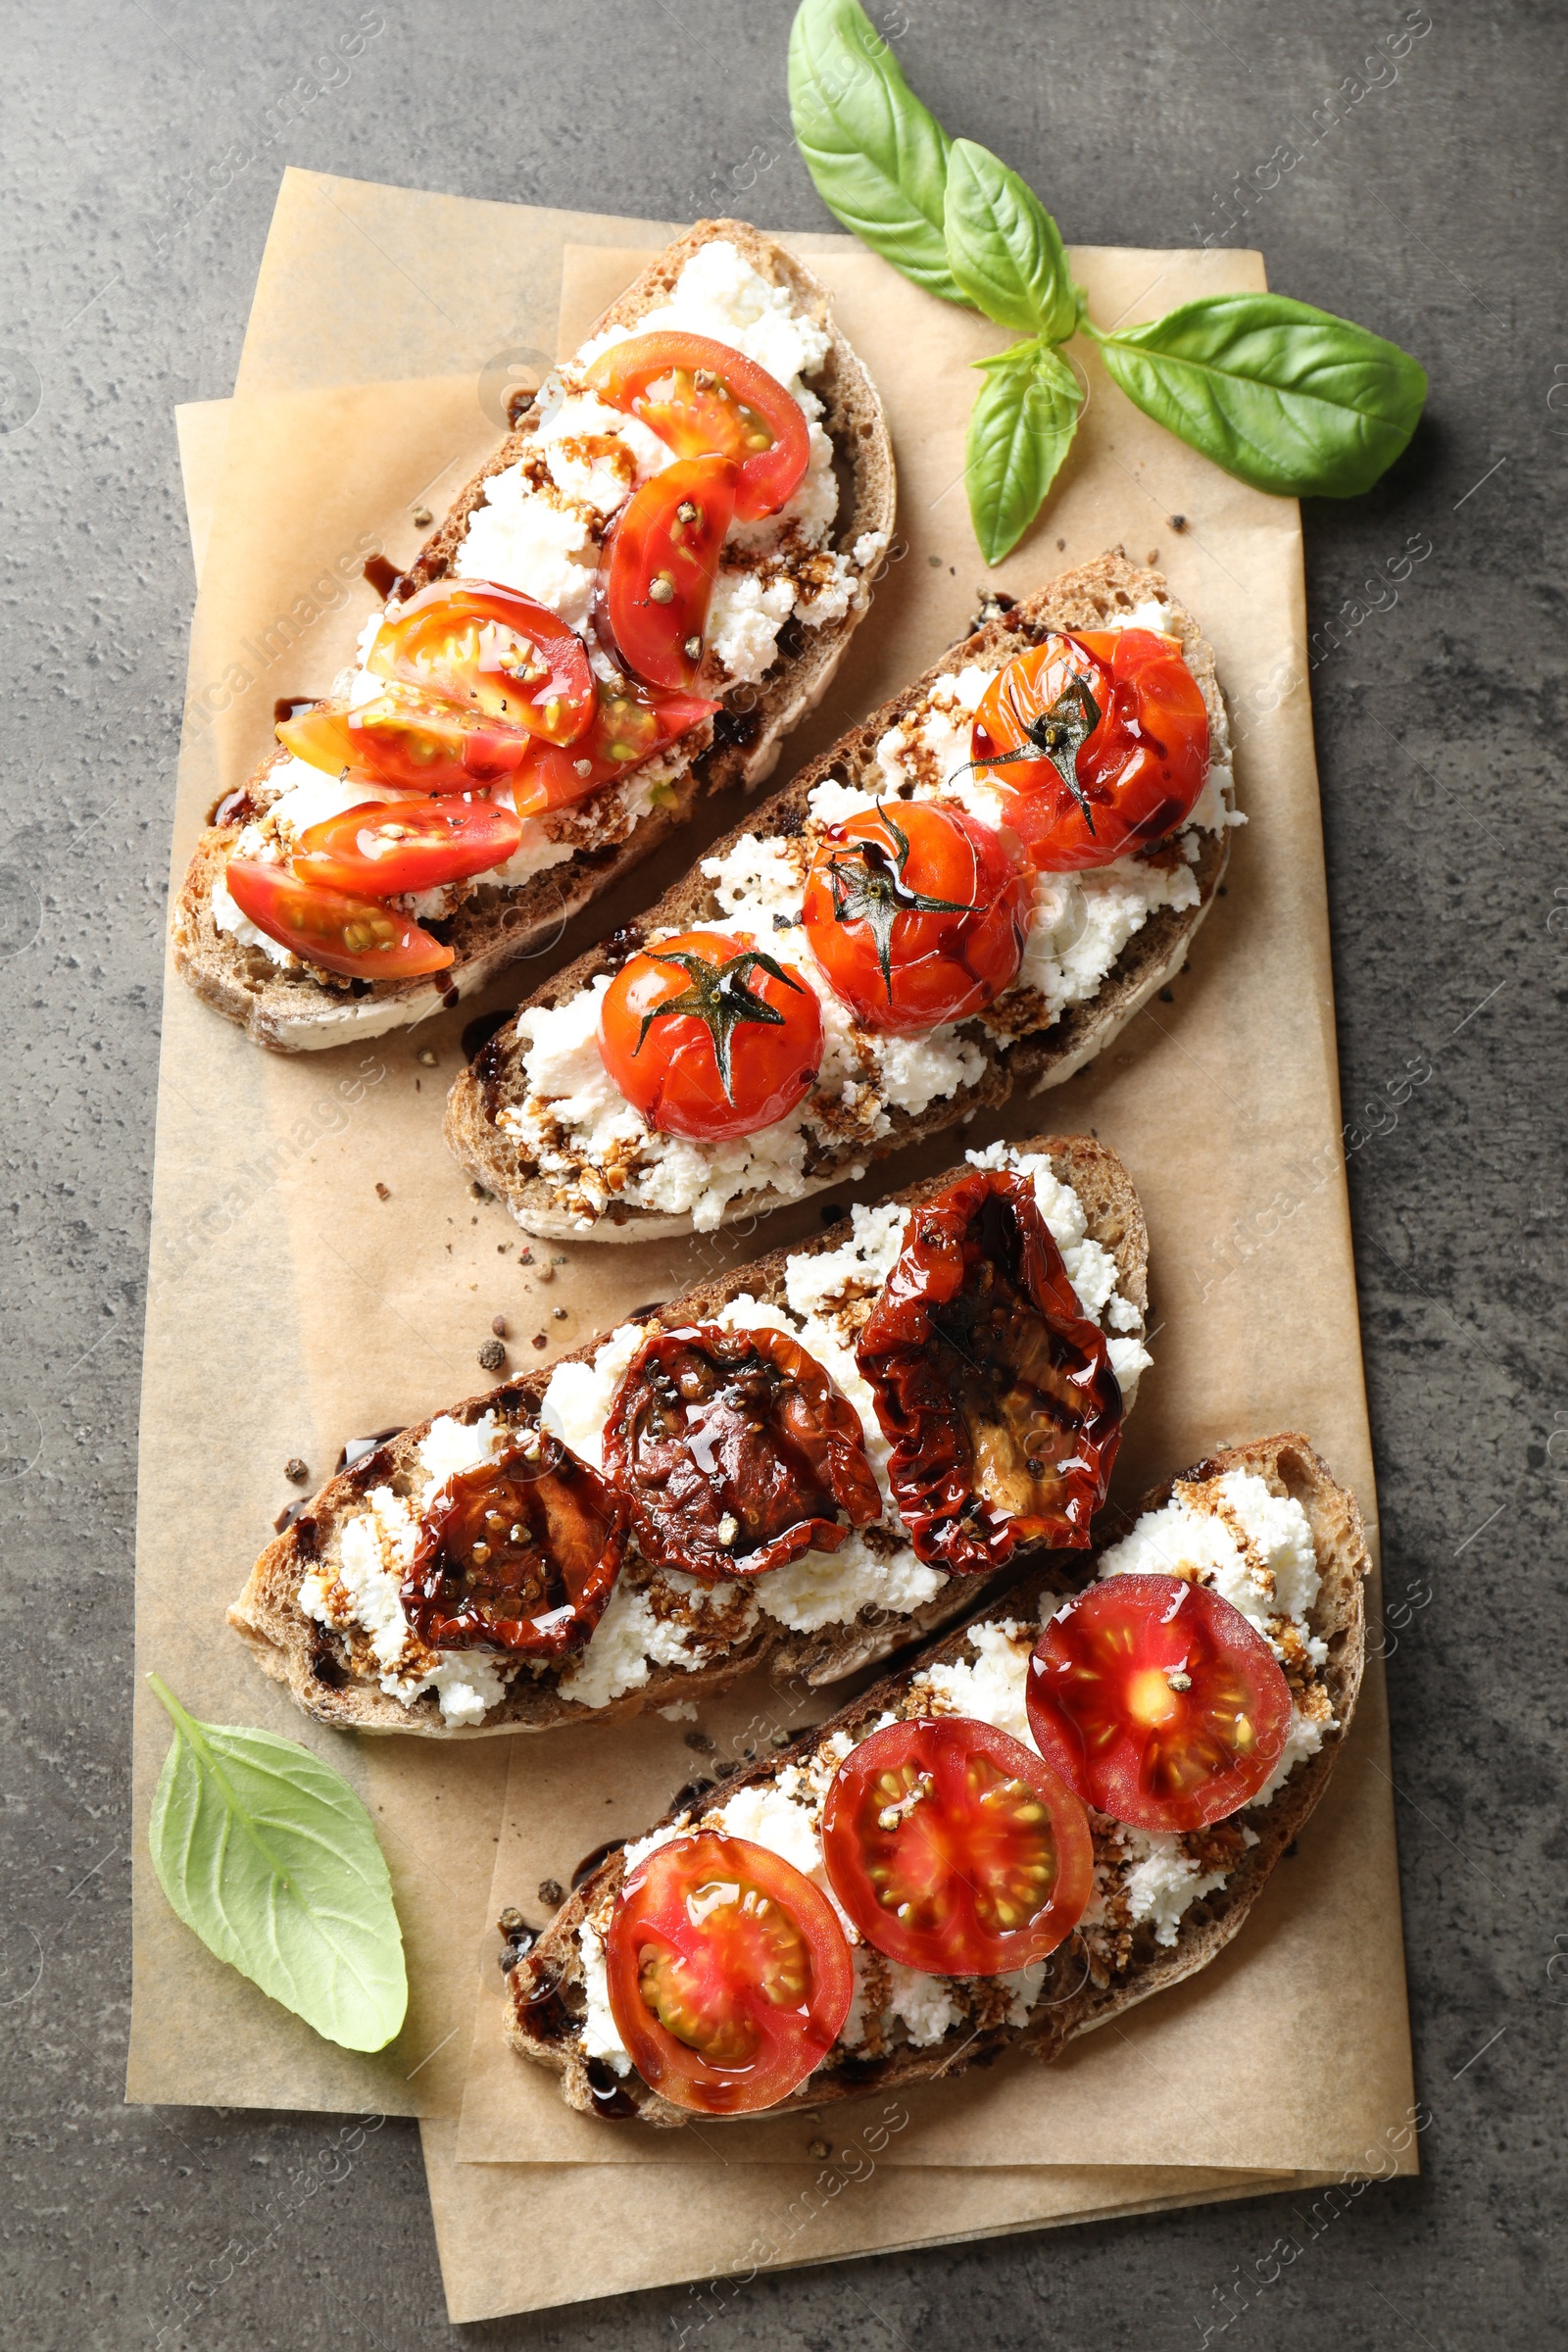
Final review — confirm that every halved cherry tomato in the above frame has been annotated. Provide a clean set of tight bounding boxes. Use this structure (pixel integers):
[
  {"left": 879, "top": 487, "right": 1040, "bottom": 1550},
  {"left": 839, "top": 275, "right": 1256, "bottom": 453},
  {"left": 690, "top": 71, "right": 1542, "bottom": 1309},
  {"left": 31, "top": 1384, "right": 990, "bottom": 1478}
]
[
  {"left": 802, "top": 798, "right": 1033, "bottom": 1034},
  {"left": 584, "top": 331, "right": 810, "bottom": 523},
  {"left": 292, "top": 797, "right": 522, "bottom": 896},
  {"left": 970, "top": 629, "right": 1209, "bottom": 872},
  {"left": 511, "top": 684, "right": 718, "bottom": 817},
  {"left": 600, "top": 456, "right": 737, "bottom": 692},
  {"left": 821, "top": 1717, "right": 1094, "bottom": 1977},
  {"left": 278, "top": 689, "right": 533, "bottom": 795},
  {"left": 402, "top": 1427, "right": 626, "bottom": 1658},
  {"left": 597, "top": 928, "right": 822, "bottom": 1141},
  {"left": 1026, "top": 1574, "right": 1295, "bottom": 1833},
  {"left": 603, "top": 1323, "right": 882, "bottom": 1581},
  {"left": 606, "top": 1832, "right": 853, "bottom": 2115},
  {"left": 857, "top": 1168, "right": 1123, "bottom": 1571},
  {"left": 368, "top": 580, "right": 596, "bottom": 746},
  {"left": 221, "top": 858, "right": 453, "bottom": 980}
]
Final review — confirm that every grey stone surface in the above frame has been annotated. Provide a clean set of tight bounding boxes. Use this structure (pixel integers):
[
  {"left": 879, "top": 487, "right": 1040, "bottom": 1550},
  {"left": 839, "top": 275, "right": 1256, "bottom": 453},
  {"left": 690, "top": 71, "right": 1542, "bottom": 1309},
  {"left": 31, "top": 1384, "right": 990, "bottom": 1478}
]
[{"left": 1, "top": 0, "right": 1562, "bottom": 2342}]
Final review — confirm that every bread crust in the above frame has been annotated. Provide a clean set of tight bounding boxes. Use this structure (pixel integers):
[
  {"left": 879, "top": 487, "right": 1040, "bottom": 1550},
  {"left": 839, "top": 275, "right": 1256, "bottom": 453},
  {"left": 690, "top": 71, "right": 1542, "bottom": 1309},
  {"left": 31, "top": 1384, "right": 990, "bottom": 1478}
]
[
  {"left": 444, "top": 548, "right": 1233, "bottom": 1241},
  {"left": 171, "top": 220, "right": 895, "bottom": 1053},
  {"left": 505, "top": 1432, "right": 1369, "bottom": 2126},
  {"left": 226, "top": 1134, "right": 1146, "bottom": 1735}
]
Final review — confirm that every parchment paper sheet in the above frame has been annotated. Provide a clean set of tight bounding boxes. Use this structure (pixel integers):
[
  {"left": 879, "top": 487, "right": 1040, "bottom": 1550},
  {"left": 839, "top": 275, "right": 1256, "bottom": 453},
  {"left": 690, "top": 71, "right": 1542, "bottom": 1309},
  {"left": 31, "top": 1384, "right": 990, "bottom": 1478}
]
[
  {"left": 420, "top": 2120, "right": 1344, "bottom": 2325},
  {"left": 130, "top": 172, "right": 1415, "bottom": 2304}
]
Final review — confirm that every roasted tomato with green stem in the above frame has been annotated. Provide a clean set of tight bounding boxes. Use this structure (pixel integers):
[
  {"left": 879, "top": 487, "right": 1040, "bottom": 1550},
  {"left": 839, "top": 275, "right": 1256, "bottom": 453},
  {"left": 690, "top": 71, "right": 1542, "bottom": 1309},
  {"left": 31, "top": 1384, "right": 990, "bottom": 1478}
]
[
  {"left": 276, "top": 688, "right": 535, "bottom": 795},
  {"left": 401, "top": 1426, "right": 626, "bottom": 1658},
  {"left": 597, "top": 928, "right": 822, "bottom": 1141},
  {"left": 606, "top": 1832, "right": 853, "bottom": 2116},
  {"left": 292, "top": 796, "right": 521, "bottom": 896},
  {"left": 1026, "top": 1573, "right": 1295, "bottom": 1833},
  {"left": 821, "top": 1717, "right": 1094, "bottom": 1977},
  {"left": 602, "top": 1322, "right": 882, "bottom": 1581},
  {"left": 584, "top": 331, "right": 810, "bottom": 522},
  {"left": 599, "top": 455, "right": 737, "bottom": 692},
  {"left": 856, "top": 1167, "right": 1123, "bottom": 1572},
  {"left": 220, "top": 858, "right": 454, "bottom": 981},
  {"left": 801, "top": 797, "right": 1033, "bottom": 1033},
  {"left": 367, "top": 580, "right": 596, "bottom": 746},
  {"left": 969, "top": 628, "right": 1208, "bottom": 871}
]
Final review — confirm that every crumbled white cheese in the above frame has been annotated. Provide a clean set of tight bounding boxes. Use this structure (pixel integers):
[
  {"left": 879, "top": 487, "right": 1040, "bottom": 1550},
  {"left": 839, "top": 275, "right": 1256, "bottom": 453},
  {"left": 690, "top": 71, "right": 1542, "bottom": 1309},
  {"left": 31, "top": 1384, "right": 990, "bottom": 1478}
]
[
  {"left": 556, "top": 1570, "right": 758, "bottom": 1710},
  {"left": 911, "top": 1618, "right": 1035, "bottom": 1747},
  {"left": 540, "top": 1322, "right": 650, "bottom": 1468},
  {"left": 1097, "top": 1470, "right": 1323, "bottom": 1652},
  {"left": 577, "top": 1913, "right": 632, "bottom": 2074},
  {"left": 1116, "top": 1828, "right": 1232, "bottom": 1946},
  {"left": 706, "top": 569, "right": 799, "bottom": 686},
  {"left": 844, "top": 1950, "right": 963, "bottom": 2049},
  {"left": 784, "top": 1200, "right": 910, "bottom": 1322}
]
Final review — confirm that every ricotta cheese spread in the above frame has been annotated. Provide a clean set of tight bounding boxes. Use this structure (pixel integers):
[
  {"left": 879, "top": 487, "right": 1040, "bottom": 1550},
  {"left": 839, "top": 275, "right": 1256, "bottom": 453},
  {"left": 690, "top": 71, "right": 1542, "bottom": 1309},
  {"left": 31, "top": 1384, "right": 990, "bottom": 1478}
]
[
  {"left": 573, "top": 1462, "right": 1330, "bottom": 2080},
  {"left": 212, "top": 238, "right": 884, "bottom": 976},
  {"left": 499, "top": 599, "right": 1238, "bottom": 1229}
]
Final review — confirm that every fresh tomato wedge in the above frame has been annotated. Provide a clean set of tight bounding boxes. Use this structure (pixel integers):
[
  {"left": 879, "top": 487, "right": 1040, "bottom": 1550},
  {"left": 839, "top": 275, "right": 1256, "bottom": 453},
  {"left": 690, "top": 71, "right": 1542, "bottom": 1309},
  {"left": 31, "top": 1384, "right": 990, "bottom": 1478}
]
[
  {"left": 970, "top": 628, "right": 1209, "bottom": 872},
  {"left": 600, "top": 456, "right": 737, "bottom": 692},
  {"left": 597, "top": 928, "right": 821, "bottom": 1141},
  {"left": 603, "top": 1323, "right": 882, "bottom": 1581},
  {"left": 278, "top": 689, "right": 533, "bottom": 795},
  {"left": 802, "top": 797, "right": 1033, "bottom": 1033},
  {"left": 584, "top": 331, "right": 810, "bottom": 523},
  {"left": 221, "top": 858, "right": 453, "bottom": 980},
  {"left": 402, "top": 1428, "right": 626, "bottom": 1658},
  {"left": 292, "top": 797, "right": 522, "bottom": 896},
  {"left": 821, "top": 1717, "right": 1093, "bottom": 1977},
  {"left": 857, "top": 1168, "right": 1123, "bottom": 1572},
  {"left": 606, "top": 1832, "right": 853, "bottom": 2115},
  {"left": 511, "top": 684, "right": 718, "bottom": 817},
  {"left": 1026, "top": 1574, "right": 1295, "bottom": 1833},
  {"left": 368, "top": 580, "right": 596, "bottom": 746}
]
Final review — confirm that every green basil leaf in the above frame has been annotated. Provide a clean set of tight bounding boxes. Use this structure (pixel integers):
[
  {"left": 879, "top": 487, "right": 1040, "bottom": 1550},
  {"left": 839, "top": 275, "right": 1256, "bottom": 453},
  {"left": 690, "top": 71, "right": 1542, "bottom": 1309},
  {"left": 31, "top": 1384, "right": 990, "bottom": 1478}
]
[
  {"left": 788, "top": 0, "right": 965, "bottom": 305},
  {"left": 966, "top": 341, "right": 1083, "bottom": 565},
  {"left": 147, "top": 1674, "right": 408, "bottom": 2053},
  {"left": 943, "top": 138, "right": 1080, "bottom": 340},
  {"left": 1093, "top": 293, "right": 1427, "bottom": 497}
]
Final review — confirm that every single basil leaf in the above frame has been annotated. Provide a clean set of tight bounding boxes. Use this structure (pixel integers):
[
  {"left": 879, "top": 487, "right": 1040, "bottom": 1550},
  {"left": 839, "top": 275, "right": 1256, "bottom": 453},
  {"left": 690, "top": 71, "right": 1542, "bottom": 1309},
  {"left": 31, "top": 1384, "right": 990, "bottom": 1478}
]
[
  {"left": 147, "top": 1674, "right": 408, "bottom": 2053},
  {"left": 1094, "top": 293, "right": 1427, "bottom": 497},
  {"left": 788, "top": 0, "right": 965, "bottom": 305},
  {"left": 966, "top": 342, "right": 1083, "bottom": 565},
  {"left": 943, "top": 138, "right": 1080, "bottom": 340}
]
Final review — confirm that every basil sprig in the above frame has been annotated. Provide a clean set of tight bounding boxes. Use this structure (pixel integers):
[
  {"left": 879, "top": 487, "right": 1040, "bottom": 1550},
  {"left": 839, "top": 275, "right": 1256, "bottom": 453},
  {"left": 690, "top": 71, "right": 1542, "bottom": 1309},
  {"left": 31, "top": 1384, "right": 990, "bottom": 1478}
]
[
  {"left": 787, "top": 0, "right": 961, "bottom": 303},
  {"left": 789, "top": 0, "right": 1427, "bottom": 561},
  {"left": 147, "top": 1674, "right": 408, "bottom": 2052}
]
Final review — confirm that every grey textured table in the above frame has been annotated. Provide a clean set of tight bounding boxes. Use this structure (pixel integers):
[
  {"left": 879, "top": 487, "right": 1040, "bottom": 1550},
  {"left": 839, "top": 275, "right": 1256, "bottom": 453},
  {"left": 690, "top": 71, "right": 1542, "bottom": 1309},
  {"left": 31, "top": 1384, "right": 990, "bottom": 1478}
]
[{"left": 3, "top": 2, "right": 1562, "bottom": 2343}]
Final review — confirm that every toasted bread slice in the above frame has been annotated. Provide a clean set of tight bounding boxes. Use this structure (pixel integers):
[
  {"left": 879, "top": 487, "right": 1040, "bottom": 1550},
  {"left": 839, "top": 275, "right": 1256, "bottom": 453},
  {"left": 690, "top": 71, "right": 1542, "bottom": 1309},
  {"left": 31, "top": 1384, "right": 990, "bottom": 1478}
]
[
  {"left": 505, "top": 1433, "right": 1369, "bottom": 2125},
  {"left": 172, "top": 220, "right": 895, "bottom": 1053},
  {"left": 226, "top": 1135, "right": 1146, "bottom": 1735},
  {"left": 445, "top": 548, "right": 1233, "bottom": 1242}
]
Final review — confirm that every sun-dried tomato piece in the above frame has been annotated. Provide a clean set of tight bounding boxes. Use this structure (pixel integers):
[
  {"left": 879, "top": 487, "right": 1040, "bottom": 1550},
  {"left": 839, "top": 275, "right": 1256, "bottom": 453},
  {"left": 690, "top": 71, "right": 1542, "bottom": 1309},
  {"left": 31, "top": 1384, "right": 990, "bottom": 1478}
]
[
  {"left": 602, "top": 1324, "right": 883, "bottom": 1581},
  {"left": 402, "top": 1427, "right": 626, "bottom": 1655},
  {"left": 856, "top": 1168, "right": 1123, "bottom": 1572}
]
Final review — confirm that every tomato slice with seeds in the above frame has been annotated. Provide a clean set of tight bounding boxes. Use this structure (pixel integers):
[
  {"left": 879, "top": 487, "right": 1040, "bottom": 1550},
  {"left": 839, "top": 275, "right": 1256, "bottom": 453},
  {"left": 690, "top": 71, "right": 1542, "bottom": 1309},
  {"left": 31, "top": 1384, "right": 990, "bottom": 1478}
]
[
  {"left": 221, "top": 858, "right": 454, "bottom": 980},
  {"left": 857, "top": 1168, "right": 1123, "bottom": 1572},
  {"left": 292, "top": 797, "right": 522, "bottom": 896},
  {"left": 597, "top": 927, "right": 822, "bottom": 1141},
  {"left": 277, "top": 689, "right": 534, "bottom": 795},
  {"left": 821, "top": 1717, "right": 1093, "bottom": 1977},
  {"left": 584, "top": 331, "right": 810, "bottom": 523},
  {"left": 602, "top": 1323, "right": 882, "bottom": 1581},
  {"left": 600, "top": 455, "right": 737, "bottom": 692},
  {"left": 510, "top": 684, "right": 718, "bottom": 817},
  {"left": 606, "top": 1832, "right": 853, "bottom": 2115},
  {"left": 368, "top": 580, "right": 596, "bottom": 746},
  {"left": 802, "top": 797, "right": 1033, "bottom": 1034},
  {"left": 402, "top": 1427, "right": 626, "bottom": 1658},
  {"left": 971, "top": 628, "right": 1209, "bottom": 872},
  {"left": 1026, "top": 1574, "right": 1295, "bottom": 1833}
]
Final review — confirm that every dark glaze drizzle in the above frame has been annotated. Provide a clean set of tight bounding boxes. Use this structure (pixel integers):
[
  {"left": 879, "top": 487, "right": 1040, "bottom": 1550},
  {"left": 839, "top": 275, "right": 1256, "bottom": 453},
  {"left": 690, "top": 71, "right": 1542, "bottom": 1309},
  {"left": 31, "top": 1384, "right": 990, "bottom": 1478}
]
[
  {"left": 584, "top": 2057, "right": 640, "bottom": 2120},
  {"left": 569, "top": 1839, "right": 623, "bottom": 1892}
]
